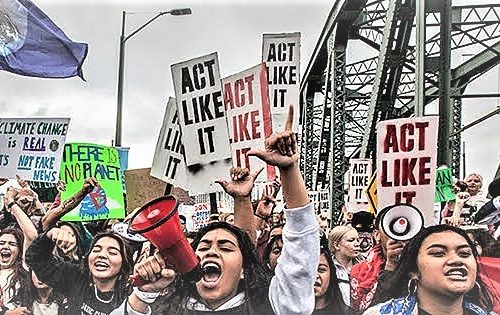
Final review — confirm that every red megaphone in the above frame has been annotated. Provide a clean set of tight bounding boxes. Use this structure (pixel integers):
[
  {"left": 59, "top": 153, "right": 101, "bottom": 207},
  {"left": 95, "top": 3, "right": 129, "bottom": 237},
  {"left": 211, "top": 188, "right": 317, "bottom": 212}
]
[{"left": 128, "top": 195, "right": 201, "bottom": 285}]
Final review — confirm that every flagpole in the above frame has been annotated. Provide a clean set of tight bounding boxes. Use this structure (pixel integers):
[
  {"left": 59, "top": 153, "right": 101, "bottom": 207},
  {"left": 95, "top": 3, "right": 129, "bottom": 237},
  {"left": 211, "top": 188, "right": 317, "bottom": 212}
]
[{"left": 114, "top": 8, "right": 192, "bottom": 147}]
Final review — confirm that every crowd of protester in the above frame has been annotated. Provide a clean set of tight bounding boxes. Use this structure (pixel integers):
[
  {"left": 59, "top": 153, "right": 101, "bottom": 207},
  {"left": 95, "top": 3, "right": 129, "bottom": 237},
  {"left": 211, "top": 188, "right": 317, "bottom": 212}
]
[{"left": 0, "top": 107, "right": 499, "bottom": 314}]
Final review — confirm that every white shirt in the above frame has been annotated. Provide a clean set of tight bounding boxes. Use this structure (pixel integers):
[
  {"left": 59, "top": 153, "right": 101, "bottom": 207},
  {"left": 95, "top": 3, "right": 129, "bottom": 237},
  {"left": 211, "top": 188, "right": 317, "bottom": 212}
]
[
  {"left": 32, "top": 301, "right": 59, "bottom": 315},
  {"left": 333, "top": 258, "right": 351, "bottom": 307}
]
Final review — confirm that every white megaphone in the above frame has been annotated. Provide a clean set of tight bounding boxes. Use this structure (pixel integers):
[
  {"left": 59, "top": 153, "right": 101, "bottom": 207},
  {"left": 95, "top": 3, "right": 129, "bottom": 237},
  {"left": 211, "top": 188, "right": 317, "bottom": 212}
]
[{"left": 380, "top": 204, "right": 424, "bottom": 241}]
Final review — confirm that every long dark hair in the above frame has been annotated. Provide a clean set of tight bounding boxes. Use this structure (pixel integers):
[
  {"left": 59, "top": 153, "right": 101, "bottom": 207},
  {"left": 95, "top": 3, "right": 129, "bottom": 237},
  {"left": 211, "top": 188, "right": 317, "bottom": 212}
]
[
  {"left": 81, "top": 230, "right": 133, "bottom": 304},
  {"left": 377, "top": 225, "right": 494, "bottom": 311},
  {"left": 15, "top": 269, "right": 66, "bottom": 308},
  {"left": 262, "top": 234, "right": 282, "bottom": 274},
  {"left": 0, "top": 228, "right": 27, "bottom": 301},
  {"left": 317, "top": 245, "right": 349, "bottom": 314},
  {"left": 157, "top": 221, "right": 271, "bottom": 314}
]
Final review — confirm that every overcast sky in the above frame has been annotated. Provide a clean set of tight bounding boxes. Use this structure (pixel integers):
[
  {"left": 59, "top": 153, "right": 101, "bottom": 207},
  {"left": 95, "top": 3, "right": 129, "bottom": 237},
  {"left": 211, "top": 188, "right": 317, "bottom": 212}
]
[{"left": 1, "top": 0, "right": 499, "bottom": 190}]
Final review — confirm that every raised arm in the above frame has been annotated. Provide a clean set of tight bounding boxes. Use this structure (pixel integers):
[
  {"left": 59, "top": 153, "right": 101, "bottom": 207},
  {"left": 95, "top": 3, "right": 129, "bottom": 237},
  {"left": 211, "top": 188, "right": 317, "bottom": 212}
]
[
  {"left": 216, "top": 166, "right": 263, "bottom": 243},
  {"left": 25, "top": 227, "right": 85, "bottom": 296},
  {"left": 3, "top": 187, "right": 38, "bottom": 261},
  {"left": 248, "top": 106, "right": 319, "bottom": 315},
  {"left": 41, "top": 177, "right": 97, "bottom": 231}
]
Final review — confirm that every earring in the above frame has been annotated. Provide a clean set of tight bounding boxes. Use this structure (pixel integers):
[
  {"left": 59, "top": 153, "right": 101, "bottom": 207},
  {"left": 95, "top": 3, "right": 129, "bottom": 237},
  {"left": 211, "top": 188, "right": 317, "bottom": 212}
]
[
  {"left": 473, "top": 281, "right": 481, "bottom": 294},
  {"left": 407, "top": 278, "right": 418, "bottom": 296}
]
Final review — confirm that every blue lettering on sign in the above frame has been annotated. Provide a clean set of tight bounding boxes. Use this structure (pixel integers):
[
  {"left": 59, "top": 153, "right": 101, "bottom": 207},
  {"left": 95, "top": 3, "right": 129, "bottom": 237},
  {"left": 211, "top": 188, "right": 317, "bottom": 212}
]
[
  {"left": 0, "top": 154, "right": 9, "bottom": 167},
  {"left": 34, "top": 156, "right": 55, "bottom": 169},
  {"left": 32, "top": 170, "right": 57, "bottom": 182},
  {"left": 17, "top": 155, "right": 34, "bottom": 170},
  {"left": 23, "top": 137, "right": 46, "bottom": 152}
]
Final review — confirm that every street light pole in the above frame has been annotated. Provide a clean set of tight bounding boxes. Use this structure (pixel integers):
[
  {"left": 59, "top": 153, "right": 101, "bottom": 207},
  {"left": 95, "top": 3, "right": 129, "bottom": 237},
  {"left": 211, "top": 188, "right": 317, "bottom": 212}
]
[
  {"left": 114, "top": 8, "right": 192, "bottom": 147},
  {"left": 115, "top": 11, "right": 126, "bottom": 147}
]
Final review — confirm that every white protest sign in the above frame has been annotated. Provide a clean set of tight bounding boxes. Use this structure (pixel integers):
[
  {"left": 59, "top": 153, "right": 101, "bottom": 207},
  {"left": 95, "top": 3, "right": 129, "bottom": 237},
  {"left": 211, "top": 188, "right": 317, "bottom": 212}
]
[
  {"left": 151, "top": 97, "right": 188, "bottom": 187},
  {"left": 171, "top": 52, "right": 231, "bottom": 166},
  {"left": 0, "top": 118, "right": 70, "bottom": 182},
  {"left": 262, "top": 32, "right": 300, "bottom": 132},
  {"left": 222, "top": 63, "right": 275, "bottom": 181},
  {"left": 178, "top": 204, "right": 196, "bottom": 232},
  {"left": 376, "top": 116, "right": 438, "bottom": 226},
  {"left": 347, "top": 159, "right": 372, "bottom": 212},
  {"left": 191, "top": 202, "right": 211, "bottom": 230}
]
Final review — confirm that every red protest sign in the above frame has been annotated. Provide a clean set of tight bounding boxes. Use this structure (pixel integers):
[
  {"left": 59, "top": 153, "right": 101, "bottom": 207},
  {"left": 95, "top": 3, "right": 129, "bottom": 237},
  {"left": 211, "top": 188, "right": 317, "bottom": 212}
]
[{"left": 222, "top": 63, "right": 275, "bottom": 181}]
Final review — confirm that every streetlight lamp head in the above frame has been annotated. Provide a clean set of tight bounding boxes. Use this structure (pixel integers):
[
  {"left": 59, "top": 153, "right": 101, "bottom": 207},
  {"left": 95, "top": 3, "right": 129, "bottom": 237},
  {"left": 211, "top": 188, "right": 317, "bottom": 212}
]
[{"left": 169, "top": 8, "right": 192, "bottom": 16}]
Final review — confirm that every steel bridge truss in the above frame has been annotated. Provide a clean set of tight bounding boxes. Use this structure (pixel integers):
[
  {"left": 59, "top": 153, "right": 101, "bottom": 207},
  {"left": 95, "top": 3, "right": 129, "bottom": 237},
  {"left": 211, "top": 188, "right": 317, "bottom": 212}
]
[{"left": 300, "top": 0, "right": 500, "bottom": 225}]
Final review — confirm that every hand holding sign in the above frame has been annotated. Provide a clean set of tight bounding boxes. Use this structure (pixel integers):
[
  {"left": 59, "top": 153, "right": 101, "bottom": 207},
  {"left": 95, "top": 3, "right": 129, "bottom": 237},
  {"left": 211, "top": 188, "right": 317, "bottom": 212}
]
[
  {"left": 216, "top": 167, "right": 264, "bottom": 198},
  {"left": 247, "top": 105, "right": 297, "bottom": 169},
  {"left": 16, "top": 174, "right": 29, "bottom": 189},
  {"left": 56, "top": 180, "right": 66, "bottom": 192},
  {"left": 82, "top": 177, "right": 98, "bottom": 193}
]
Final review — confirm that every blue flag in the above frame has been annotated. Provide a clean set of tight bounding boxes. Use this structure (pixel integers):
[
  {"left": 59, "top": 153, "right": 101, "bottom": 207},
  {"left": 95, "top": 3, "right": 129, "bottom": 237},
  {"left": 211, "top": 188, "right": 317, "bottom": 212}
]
[{"left": 0, "top": 0, "right": 88, "bottom": 79}]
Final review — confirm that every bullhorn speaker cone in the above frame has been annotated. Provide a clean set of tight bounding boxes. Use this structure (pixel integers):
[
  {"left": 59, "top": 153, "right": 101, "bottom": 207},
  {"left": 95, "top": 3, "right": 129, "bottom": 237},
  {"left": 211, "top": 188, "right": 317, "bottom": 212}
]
[
  {"left": 380, "top": 204, "right": 424, "bottom": 241},
  {"left": 128, "top": 196, "right": 201, "bottom": 284}
]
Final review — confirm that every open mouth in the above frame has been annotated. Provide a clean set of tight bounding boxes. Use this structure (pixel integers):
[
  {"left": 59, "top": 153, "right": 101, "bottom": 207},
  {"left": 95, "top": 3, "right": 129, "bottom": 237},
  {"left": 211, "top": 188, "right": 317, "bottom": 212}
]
[
  {"left": 0, "top": 250, "right": 12, "bottom": 262},
  {"left": 444, "top": 268, "right": 468, "bottom": 281},
  {"left": 94, "top": 261, "right": 110, "bottom": 271},
  {"left": 314, "top": 280, "right": 321, "bottom": 288},
  {"left": 201, "top": 261, "right": 222, "bottom": 284}
]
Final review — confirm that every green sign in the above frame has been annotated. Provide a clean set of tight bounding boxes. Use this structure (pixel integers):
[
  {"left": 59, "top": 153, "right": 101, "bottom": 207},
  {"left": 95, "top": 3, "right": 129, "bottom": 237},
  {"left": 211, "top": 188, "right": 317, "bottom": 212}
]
[
  {"left": 59, "top": 143, "right": 125, "bottom": 221},
  {"left": 435, "top": 166, "right": 455, "bottom": 202}
]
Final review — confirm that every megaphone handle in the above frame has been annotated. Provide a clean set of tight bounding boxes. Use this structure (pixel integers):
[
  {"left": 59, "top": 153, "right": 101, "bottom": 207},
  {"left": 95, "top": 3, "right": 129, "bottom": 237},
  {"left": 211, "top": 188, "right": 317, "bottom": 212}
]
[
  {"left": 129, "top": 274, "right": 148, "bottom": 287},
  {"left": 128, "top": 260, "right": 177, "bottom": 287}
]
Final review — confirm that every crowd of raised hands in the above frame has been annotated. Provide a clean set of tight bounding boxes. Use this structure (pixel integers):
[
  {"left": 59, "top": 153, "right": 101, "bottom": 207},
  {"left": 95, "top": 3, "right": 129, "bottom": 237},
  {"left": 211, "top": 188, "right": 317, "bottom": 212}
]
[{"left": 0, "top": 106, "right": 499, "bottom": 315}]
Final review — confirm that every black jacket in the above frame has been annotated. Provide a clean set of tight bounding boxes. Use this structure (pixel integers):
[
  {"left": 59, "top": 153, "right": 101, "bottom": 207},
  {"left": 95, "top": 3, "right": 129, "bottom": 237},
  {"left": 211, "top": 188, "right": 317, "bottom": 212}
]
[{"left": 26, "top": 233, "right": 126, "bottom": 315}]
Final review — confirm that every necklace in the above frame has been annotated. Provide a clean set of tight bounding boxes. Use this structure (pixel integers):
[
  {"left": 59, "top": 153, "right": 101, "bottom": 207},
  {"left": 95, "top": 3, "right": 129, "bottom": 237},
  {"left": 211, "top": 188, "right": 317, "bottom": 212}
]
[{"left": 94, "top": 285, "right": 114, "bottom": 304}]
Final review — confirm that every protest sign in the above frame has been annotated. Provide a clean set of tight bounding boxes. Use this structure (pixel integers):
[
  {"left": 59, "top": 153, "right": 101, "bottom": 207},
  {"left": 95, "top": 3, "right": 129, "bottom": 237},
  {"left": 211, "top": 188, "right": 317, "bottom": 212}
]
[
  {"left": 116, "top": 146, "right": 129, "bottom": 192},
  {"left": 178, "top": 204, "right": 195, "bottom": 232},
  {"left": 348, "top": 158, "right": 371, "bottom": 204},
  {"left": 59, "top": 143, "right": 125, "bottom": 221},
  {"left": 151, "top": 97, "right": 188, "bottom": 188},
  {"left": 171, "top": 54, "right": 233, "bottom": 194},
  {"left": 0, "top": 118, "right": 70, "bottom": 182},
  {"left": 262, "top": 32, "right": 300, "bottom": 131},
  {"left": 124, "top": 168, "right": 167, "bottom": 213},
  {"left": 376, "top": 116, "right": 438, "bottom": 225},
  {"left": 255, "top": 180, "right": 282, "bottom": 202},
  {"left": 435, "top": 166, "right": 455, "bottom": 202},
  {"left": 222, "top": 63, "right": 275, "bottom": 181},
  {"left": 308, "top": 190, "right": 319, "bottom": 212},
  {"left": 171, "top": 52, "right": 231, "bottom": 166},
  {"left": 191, "top": 202, "right": 211, "bottom": 230}
]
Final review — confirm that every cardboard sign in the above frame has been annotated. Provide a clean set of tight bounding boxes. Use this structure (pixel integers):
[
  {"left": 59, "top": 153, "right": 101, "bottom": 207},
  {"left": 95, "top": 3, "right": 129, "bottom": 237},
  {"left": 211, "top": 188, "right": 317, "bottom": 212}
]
[
  {"left": 124, "top": 168, "right": 167, "bottom": 213},
  {"left": 347, "top": 159, "right": 372, "bottom": 212},
  {"left": 59, "top": 143, "right": 125, "bottom": 221},
  {"left": 262, "top": 33, "right": 300, "bottom": 132},
  {"left": 171, "top": 52, "right": 231, "bottom": 166},
  {"left": 222, "top": 63, "right": 275, "bottom": 181},
  {"left": 376, "top": 117, "right": 438, "bottom": 225},
  {"left": 435, "top": 166, "right": 455, "bottom": 202},
  {"left": 0, "top": 118, "right": 70, "bottom": 182},
  {"left": 151, "top": 97, "right": 188, "bottom": 188}
]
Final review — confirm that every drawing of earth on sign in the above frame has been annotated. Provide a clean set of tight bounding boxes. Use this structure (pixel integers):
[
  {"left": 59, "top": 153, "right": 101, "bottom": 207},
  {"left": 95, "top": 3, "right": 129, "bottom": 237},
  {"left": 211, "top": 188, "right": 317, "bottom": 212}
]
[{"left": 79, "top": 185, "right": 110, "bottom": 220}]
